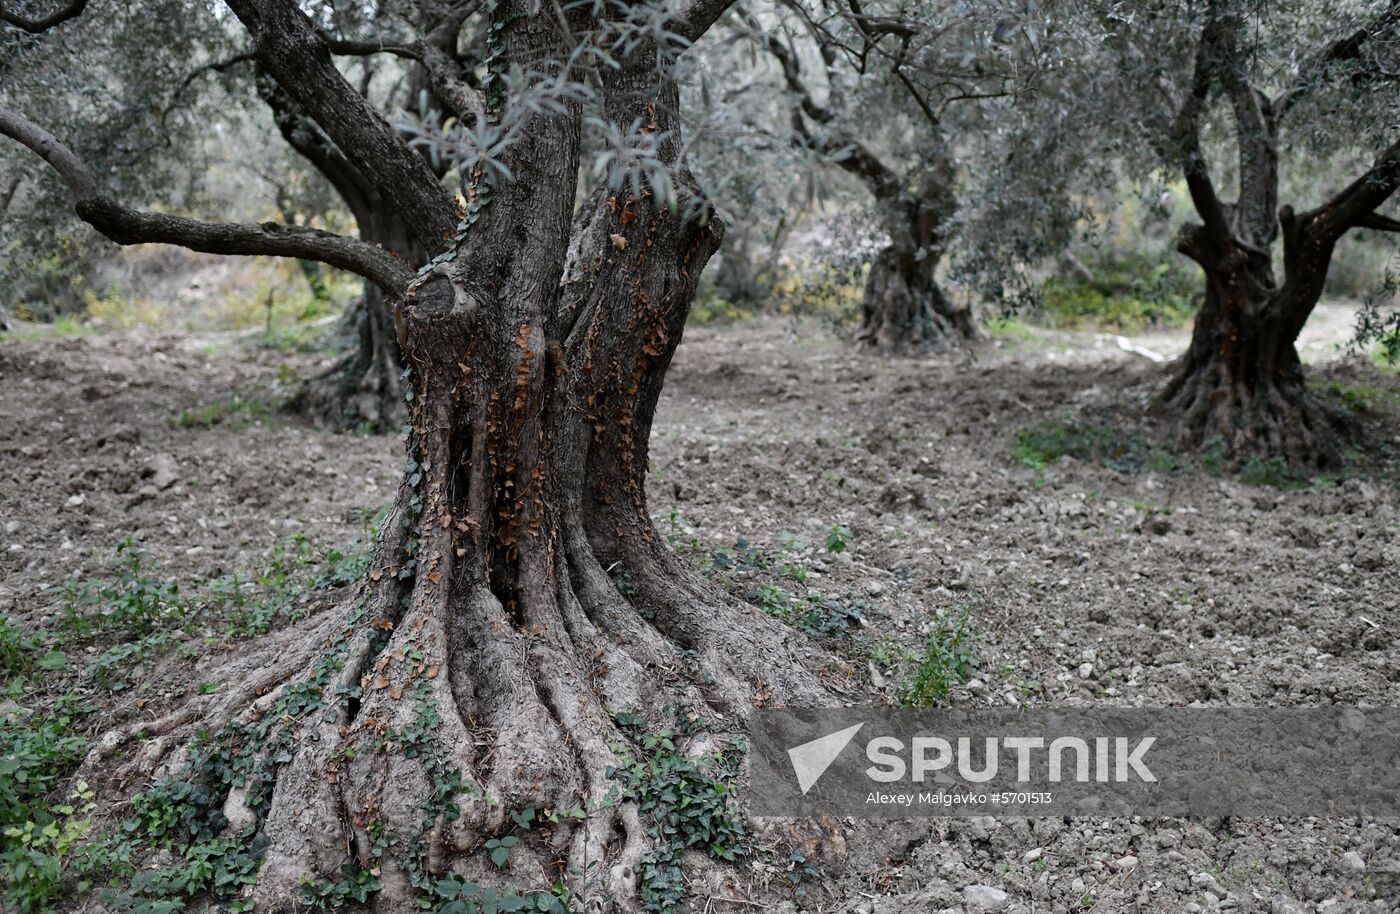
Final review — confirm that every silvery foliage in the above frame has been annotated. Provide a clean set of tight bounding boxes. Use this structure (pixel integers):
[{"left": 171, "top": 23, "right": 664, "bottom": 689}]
[
  {"left": 954, "top": 0, "right": 1400, "bottom": 317},
  {"left": 397, "top": 0, "right": 710, "bottom": 218},
  {"left": 685, "top": 0, "right": 1063, "bottom": 297},
  {"left": 0, "top": 1, "right": 268, "bottom": 314}
]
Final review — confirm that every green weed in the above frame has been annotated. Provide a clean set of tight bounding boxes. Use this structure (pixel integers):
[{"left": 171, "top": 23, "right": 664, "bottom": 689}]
[
  {"left": 1013, "top": 419, "right": 1177, "bottom": 474},
  {"left": 175, "top": 395, "right": 272, "bottom": 430},
  {"left": 615, "top": 722, "right": 746, "bottom": 914},
  {"left": 895, "top": 611, "right": 980, "bottom": 708},
  {"left": 1238, "top": 455, "right": 1314, "bottom": 490}
]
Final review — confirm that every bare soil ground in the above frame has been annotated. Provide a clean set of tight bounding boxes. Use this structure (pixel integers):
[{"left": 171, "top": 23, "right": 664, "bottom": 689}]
[{"left": 1, "top": 305, "right": 1397, "bottom": 914}]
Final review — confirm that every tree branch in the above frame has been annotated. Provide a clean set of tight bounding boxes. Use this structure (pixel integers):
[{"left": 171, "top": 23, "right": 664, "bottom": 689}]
[
  {"left": 1274, "top": 0, "right": 1400, "bottom": 117},
  {"left": 223, "top": 0, "right": 458, "bottom": 252},
  {"left": 844, "top": 0, "right": 917, "bottom": 40},
  {"left": 0, "top": 0, "right": 86, "bottom": 33},
  {"left": 1356, "top": 209, "right": 1400, "bottom": 232},
  {"left": 0, "top": 106, "right": 412, "bottom": 295},
  {"left": 1319, "top": 138, "right": 1400, "bottom": 236},
  {"left": 323, "top": 35, "right": 422, "bottom": 61},
  {"left": 754, "top": 22, "right": 833, "bottom": 123},
  {"left": 673, "top": 0, "right": 739, "bottom": 44},
  {"left": 0, "top": 106, "right": 97, "bottom": 198},
  {"left": 747, "top": 12, "right": 904, "bottom": 200},
  {"left": 1170, "top": 6, "right": 1233, "bottom": 251}
]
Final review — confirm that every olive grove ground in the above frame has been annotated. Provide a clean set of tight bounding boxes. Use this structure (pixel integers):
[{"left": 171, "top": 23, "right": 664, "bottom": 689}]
[{"left": 0, "top": 308, "right": 1396, "bottom": 912}]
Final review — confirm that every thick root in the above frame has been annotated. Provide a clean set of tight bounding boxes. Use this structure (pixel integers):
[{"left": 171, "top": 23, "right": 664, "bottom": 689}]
[
  {"left": 80, "top": 516, "right": 827, "bottom": 914},
  {"left": 1161, "top": 359, "right": 1350, "bottom": 469}
]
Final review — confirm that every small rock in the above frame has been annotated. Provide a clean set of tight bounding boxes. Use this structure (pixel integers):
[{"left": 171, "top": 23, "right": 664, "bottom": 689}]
[
  {"left": 145, "top": 453, "right": 179, "bottom": 490},
  {"left": 1071, "top": 878, "right": 1085, "bottom": 894},
  {"left": 961, "top": 884, "right": 1009, "bottom": 913},
  {"left": 1023, "top": 847, "right": 1043, "bottom": 864},
  {"left": 1203, "top": 892, "right": 1220, "bottom": 906},
  {"left": 866, "top": 580, "right": 884, "bottom": 597},
  {"left": 1191, "top": 873, "right": 1226, "bottom": 897},
  {"left": 1184, "top": 905, "right": 1202, "bottom": 914},
  {"left": 65, "top": 493, "right": 85, "bottom": 508},
  {"left": 1110, "top": 855, "right": 1138, "bottom": 872},
  {"left": 1270, "top": 895, "right": 1308, "bottom": 914},
  {"left": 1077, "top": 662, "right": 1094, "bottom": 679},
  {"left": 222, "top": 787, "right": 257, "bottom": 834},
  {"left": 1220, "top": 900, "right": 1238, "bottom": 910},
  {"left": 1341, "top": 850, "right": 1366, "bottom": 872}
]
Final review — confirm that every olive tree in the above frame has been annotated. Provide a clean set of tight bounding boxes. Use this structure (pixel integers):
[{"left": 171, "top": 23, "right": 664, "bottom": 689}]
[
  {"left": 990, "top": 0, "right": 1400, "bottom": 466},
  {"left": 3, "top": 0, "right": 833, "bottom": 908},
  {"left": 732, "top": 0, "right": 1043, "bottom": 351}
]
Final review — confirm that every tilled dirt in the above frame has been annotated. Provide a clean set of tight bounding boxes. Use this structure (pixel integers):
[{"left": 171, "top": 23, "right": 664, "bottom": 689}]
[{"left": 2, "top": 311, "right": 1398, "bottom": 914}]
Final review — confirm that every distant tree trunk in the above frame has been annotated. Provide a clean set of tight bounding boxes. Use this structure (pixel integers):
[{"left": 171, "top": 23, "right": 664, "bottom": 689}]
[
  {"left": 1162, "top": 208, "right": 1349, "bottom": 467},
  {"left": 294, "top": 209, "right": 421, "bottom": 430},
  {"left": 856, "top": 177, "right": 975, "bottom": 351},
  {"left": 259, "top": 73, "right": 429, "bottom": 432},
  {"left": 1155, "top": 66, "right": 1400, "bottom": 467}
]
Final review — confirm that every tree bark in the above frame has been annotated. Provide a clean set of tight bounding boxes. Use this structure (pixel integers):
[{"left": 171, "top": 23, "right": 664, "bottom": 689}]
[
  {"left": 78, "top": 9, "right": 836, "bottom": 912},
  {"left": 855, "top": 179, "right": 975, "bottom": 352},
  {"left": 1160, "top": 216, "right": 1347, "bottom": 468}
]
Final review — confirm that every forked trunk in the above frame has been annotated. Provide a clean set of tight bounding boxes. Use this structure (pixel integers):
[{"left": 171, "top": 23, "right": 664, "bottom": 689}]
[
  {"left": 1162, "top": 219, "right": 1348, "bottom": 467},
  {"left": 82, "top": 14, "right": 835, "bottom": 912}
]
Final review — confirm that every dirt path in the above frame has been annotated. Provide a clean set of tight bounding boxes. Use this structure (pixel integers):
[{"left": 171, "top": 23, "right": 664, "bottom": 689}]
[{"left": 2, "top": 309, "right": 1397, "bottom": 913}]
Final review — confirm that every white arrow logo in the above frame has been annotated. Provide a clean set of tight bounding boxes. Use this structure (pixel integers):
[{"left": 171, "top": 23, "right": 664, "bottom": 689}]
[{"left": 788, "top": 722, "right": 864, "bottom": 795}]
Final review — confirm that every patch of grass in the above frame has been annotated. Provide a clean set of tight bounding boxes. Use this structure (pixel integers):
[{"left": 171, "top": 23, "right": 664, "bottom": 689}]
[
  {"left": 1320, "top": 379, "right": 1400, "bottom": 413},
  {"left": 248, "top": 320, "right": 332, "bottom": 354},
  {"left": 745, "top": 583, "right": 867, "bottom": 639},
  {"left": 0, "top": 315, "right": 94, "bottom": 342},
  {"left": 1040, "top": 252, "right": 1199, "bottom": 331},
  {"left": 56, "top": 538, "right": 185, "bottom": 640},
  {"left": 0, "top": 691, "right": 98, "bottom": 914},
  {"left": 1237, "top": 455, "right": 1315, "bottom": 490},
  {"left": 894, "top": 611, "right": 980, "bottom": 708},
  {"left": 986, "top": 315, "right": 1041, "bottom": 342},
  {"left": 1200, "top": 444, "right": 1333, "bottom": 489},
  {"left": 174, "top": 395, "right": 273, "bottom": 430},
  {"left": 704, "top": 528, "right": 869, "bottom": 640},
  {"left": 1012, "top": 419, "right": 1177, "bottom": 474}
]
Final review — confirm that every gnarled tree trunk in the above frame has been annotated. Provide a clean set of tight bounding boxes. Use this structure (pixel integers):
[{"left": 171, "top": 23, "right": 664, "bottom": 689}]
[
  {"left": 857, "top": 242, "right": 975, "bottom": 351},
  {"left": 1154, "top": 17, "right": 1400, "bottom": 468},
  {"left": 1160, "top": 217, "right": 1347, "bottom": 468},
  {"left": 294, "top": 209, "right": 421, "bottom": 431},
  {"left": 81, "top": 16, "right": 836, "bottom": 913},
  {"left": 855, "top": 165, "right": 975, "bottom": 352}
]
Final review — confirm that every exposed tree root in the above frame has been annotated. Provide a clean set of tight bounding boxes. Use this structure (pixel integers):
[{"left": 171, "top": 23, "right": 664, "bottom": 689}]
[
  {"left": 77, "top": 487, "right": 843, "bottom": 914},
  {"left": 1160, "top": 338, "right": 1350, "bottom": 470},
  {"left": 855, "top": 248, "right": 977, "bottom": 353}
]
